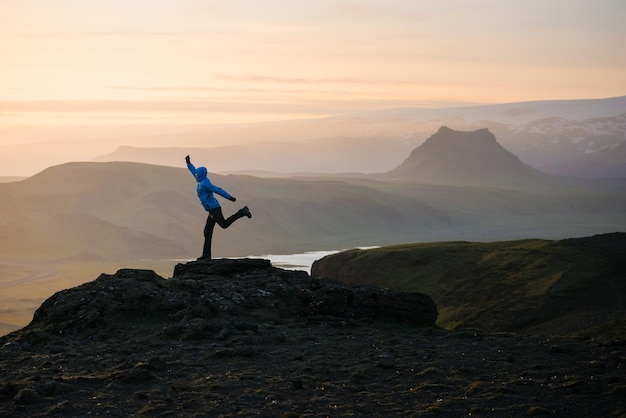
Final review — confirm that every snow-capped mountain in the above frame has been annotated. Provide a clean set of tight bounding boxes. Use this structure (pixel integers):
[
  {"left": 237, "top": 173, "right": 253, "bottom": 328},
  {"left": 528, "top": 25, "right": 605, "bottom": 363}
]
[{"left": 495, "top": 113, "right": 626, "bottom": 178}]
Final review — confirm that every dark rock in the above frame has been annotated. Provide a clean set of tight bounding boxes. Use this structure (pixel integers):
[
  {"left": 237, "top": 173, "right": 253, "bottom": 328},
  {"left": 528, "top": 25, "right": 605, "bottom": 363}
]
[
  {"left": 173, "top": 258, "right": 272, "bottom": 277},
  {"left": 33, "top": 380, "right": 65, "bottom": 397},
  {"left": 1, "top": 259, "right": 623, "bottom": 417},
  {"left": 528, "top": 406, "right": 551, "bottom": 415},
  {"left": 145, "top": 357, "right": 168, "bottom": 371},
  {"left": 49, "top": 344, "right": 66, "bottom": 354},
  {"left": 376, "top": 357, "right": 396, "bottom": 369},
  {"left": 14, "top": 388, "right": 41, "bottom": 405},
  {"left": 0, "top": 382, "right": 19, "bottom": 401},
  {"left": 19, "top": 259, "right": 437, "bottom": 340},
  {"left": 46, "top": 400, "right": 75, "bottom": 415},
  {"left": 118, "top": 367, "right": 158, "bottom": 384}
]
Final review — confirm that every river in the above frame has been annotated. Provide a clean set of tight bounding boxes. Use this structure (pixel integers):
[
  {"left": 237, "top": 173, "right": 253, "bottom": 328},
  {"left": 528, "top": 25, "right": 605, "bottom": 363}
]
[{"left": 239, "top": 247, "right": 378, "bottom": 274}]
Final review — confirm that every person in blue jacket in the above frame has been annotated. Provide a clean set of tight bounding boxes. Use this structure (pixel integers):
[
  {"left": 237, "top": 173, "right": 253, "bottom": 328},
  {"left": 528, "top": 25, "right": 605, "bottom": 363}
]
[{"left": 186, "top": 155, "right": 251, "bottom": 260}]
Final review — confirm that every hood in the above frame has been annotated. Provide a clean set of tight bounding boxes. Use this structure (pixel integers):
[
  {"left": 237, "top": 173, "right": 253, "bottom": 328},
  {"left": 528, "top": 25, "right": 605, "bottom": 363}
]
[{"left": 195, "top": 166, "right": 208, "bottom": 182}]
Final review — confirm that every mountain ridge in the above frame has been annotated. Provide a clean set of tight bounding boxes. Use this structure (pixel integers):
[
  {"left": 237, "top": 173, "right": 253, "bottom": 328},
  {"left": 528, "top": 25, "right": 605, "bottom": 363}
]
[
  {"left": 2, "top": 96, "right": 624, "bottom": 177},
  {"left": 90, "top": 110, "right": 626, "bottom": 179},
  {"left": 338, "top": 95, "right": 626, "bottom": 124},
  {"left": 2, "top": 127, "right": 625, "bottom": 261},
  {"left": 384, "top": 126, "right": 552, "bottom": 186}
]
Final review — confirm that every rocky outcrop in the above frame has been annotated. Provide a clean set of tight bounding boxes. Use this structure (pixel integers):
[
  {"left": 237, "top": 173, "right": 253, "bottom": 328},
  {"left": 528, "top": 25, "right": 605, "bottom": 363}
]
[
  {"left": 1, "top": 259, "right": 625, "bottom": 417},
  {"left": 24, "top": 258, "right": 437, "bottom": 340}
]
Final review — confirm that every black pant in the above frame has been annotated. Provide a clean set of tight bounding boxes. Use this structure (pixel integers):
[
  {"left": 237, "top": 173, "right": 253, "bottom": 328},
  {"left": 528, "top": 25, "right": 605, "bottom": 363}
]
[{"left": 202, "top": 206, "right": 244, "bottom": 259}]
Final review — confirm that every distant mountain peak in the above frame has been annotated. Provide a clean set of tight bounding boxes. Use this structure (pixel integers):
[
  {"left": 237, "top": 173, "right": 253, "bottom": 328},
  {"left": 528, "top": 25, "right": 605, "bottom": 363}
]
[
  {"left": 385, "top": 126, "right": 549, "bottom": 186},
  {"left": 438, "top": 125, "right": 487, "bottom": 134},
  {"left": 425, "top": 126, "right": 497, "bottom": 148}
]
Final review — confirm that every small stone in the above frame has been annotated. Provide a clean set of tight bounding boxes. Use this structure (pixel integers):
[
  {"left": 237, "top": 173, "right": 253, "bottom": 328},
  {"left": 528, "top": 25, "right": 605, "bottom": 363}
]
[
  {"left": 119, "top": 368, "right": 156, "bottom": 383},
  {"left": 527, "top": 405, "right": 551, "bottom": 415},
  {"left": 49, "top": 345, "right": 66, "bottom": 354},
  {"left": 46, "top": 400, "right": 74, "bottom": 414},
  {"left": 377, "top": 357, "right": 395, "bottom": 369},
  {"left": 14, "top": 388, "right": 41, "bottom": 405}
]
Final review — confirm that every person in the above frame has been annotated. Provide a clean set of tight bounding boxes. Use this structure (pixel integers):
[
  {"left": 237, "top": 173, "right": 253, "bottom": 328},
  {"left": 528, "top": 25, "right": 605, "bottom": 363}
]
[{"left": 185, "top": 155, "right": 251, "bottom": 260}]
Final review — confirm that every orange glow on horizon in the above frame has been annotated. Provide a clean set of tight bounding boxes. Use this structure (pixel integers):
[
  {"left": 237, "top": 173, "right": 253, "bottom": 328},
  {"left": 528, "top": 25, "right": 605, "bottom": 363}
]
[{"left": 0, "top": 1, "right": 624, "bottom": 129}]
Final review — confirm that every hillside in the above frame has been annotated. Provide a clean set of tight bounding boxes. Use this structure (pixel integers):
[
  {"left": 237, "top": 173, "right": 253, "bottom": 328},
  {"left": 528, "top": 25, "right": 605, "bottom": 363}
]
[
  {"left": 0, "top": 162, "right": 454, "bottom": 260},
  {"left": 0, "top": 162, "right": 195, "bottom": 260},
  {"left": 312, "top": 233, "right": 626, "bottom": 340},
  {"left": 494, "top": 113, "right": 626, "bottom": 178},
  {"left": 0, "top": 259, "right": 624, "bottom": 417},
  {"left": 1, "top": 138, "right": 626, "bottom": 262},
  {"left": 384, "top": 126, "right": 552, "bottom": 186},
  {"left": 0, "top": 176, "right": 26, "bottom": 183},
  {"left": 94, "top": 135, "right": 414, "bottom": 175}
]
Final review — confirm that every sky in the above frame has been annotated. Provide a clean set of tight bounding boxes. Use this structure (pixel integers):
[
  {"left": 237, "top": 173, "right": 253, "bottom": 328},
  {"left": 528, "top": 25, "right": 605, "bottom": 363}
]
[{"left": 1, "top": 0, "right": 625, "bottom": 129}]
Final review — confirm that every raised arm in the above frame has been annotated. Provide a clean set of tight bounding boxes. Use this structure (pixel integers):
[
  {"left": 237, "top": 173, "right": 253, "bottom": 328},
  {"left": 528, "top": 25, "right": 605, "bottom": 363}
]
[{"left": 185, "top": 155, "right": 197, "bottom": 177}]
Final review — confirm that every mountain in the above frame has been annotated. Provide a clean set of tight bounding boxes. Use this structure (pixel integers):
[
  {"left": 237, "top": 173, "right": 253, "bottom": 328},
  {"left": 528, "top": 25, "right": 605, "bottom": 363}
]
[
  {"left": 93, "top": 135, "right": 414, "bottom": 175},
  {"left": 0, "top": 176, "right": 25, "bottom": 183},
  {"left": 2, "top": 128, "right": 625, "bottom": 262},
  {"left": 344, "top": 95, "right": 626, "bottom": 125},
  {"left": 493, "top": 113, "right": 626, "bottom": 178},
  {"left": 3, "top": 96, "right": 625, "bottom": 178},
  {"left": 89, "top": 98, "right": 626, "bottom": 179},
  {"left": 0, "top": 258, "right": 624, "bottom": 417},
  {"left": 0, "top": 162, "right": 195, "bottom": 260},
  {"left": 0, "top": 161, "right": 455, "bottom": 260},
  {"left": 1, "top": 145, "right": 625, "bottom": 335},
  {"left": 312, "top": 233, "right": 626, "bottom": 340},
  {"left": 384, "top": 126, "right": 552, "bottom": 186}
]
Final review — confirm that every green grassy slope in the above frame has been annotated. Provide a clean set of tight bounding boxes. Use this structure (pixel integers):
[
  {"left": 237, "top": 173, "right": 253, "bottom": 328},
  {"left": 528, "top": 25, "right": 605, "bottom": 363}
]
[{"left": 311, "top": 233, "right": 626, "bottom": 340}]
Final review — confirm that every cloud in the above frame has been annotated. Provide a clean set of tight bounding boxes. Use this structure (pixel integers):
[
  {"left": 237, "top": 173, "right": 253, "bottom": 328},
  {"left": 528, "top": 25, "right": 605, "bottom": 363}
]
[
  {"left": 14, "top": 31, "right": 197, "bottom": 38},
  {"left": 0, "top": 98, "right": 449, "bottom": 117},
  {"left": 212, "top": 74, "right": 415, "bottom": 85},
  {"left": 107, "top": 85, "right": 358, "bottom": 97},
  {"left": 326, "top": 3, "right": 383, "bottom": 19}
]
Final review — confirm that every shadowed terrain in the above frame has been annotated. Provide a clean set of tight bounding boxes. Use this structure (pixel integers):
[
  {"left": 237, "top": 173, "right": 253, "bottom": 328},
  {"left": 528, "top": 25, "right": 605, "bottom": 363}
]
[
  {"left": 0, "top": 259, "right": 624, "bottom": 417},
  {"left": 312, "top": 233, "right": 626, "bottom": 340}
]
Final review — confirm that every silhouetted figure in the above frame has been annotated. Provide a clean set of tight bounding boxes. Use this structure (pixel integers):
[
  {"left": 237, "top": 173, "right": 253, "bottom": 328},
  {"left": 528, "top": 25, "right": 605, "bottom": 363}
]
[{"left": 186, "top": 155, "right": 251, "bottom": 260}]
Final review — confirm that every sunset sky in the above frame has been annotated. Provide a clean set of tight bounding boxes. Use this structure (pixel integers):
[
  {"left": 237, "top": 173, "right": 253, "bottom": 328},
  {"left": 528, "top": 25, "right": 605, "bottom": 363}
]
[{"left": 1, "top": 0, "right": 625, "bottom": 128}]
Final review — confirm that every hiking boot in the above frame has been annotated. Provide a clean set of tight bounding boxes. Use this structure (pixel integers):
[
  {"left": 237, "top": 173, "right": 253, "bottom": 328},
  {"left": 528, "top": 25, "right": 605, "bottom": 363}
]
[{"left": 241, "top": 206, "right": 252, "bottom": 218}]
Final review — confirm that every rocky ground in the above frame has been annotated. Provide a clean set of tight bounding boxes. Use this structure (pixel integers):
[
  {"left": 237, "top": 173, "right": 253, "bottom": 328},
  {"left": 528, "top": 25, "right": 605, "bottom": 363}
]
[{"left": 1, "top": 259, "right": 624, "bottom": 417}]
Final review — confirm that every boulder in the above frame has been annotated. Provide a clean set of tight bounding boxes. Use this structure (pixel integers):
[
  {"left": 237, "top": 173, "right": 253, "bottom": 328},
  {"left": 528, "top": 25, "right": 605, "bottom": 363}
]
[{"left": 22, "top": 258, "right": 437, "bottom": 340}]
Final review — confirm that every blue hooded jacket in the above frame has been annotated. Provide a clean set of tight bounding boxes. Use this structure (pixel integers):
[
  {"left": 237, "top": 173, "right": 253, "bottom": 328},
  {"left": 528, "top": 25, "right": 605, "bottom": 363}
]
[{"left": 187, "top": 162, "right": 233, "bottom": 210}]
